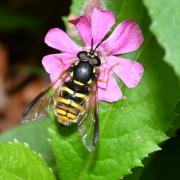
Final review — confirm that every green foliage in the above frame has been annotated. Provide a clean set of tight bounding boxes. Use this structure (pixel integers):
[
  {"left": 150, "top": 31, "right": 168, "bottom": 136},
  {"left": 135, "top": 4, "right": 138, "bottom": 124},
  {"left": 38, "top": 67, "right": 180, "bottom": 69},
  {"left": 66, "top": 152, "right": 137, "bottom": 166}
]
[
  {"left": 49, "top": 37, "right": 179, "bottom": 180},
  {"left": 0, "top": 121, "right": 55, "bottom": 168},
  {"left": 0, "top": 0, "right": 179, "bottom": 179},
  {"left": 48, "top": 0, "right": 180, "bottom": 179},
  {"left": 0, "top": 141, "right": 55, "bottom": 180},
  {"left": 140, "top": 135, "right": 180, "bottom": 180},
  {"left": 143, "top": 0, "right": 180, "bottom": 77},
  {"left": 70, "top": 0, "right": 84, "bottom": 16},
  {"left": 125, "top": 132, "right": 180, "bottom": 180}
]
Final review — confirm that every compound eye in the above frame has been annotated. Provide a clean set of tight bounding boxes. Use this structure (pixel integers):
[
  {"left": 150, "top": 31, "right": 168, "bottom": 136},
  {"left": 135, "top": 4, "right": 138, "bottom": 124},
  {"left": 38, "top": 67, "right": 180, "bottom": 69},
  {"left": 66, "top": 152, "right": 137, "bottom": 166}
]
[
  {"left": 89, "top": 56, "right": 101, "bottom": 66},
  {"left": 77, "top": 51, "right": 89, "bottom": 61}
]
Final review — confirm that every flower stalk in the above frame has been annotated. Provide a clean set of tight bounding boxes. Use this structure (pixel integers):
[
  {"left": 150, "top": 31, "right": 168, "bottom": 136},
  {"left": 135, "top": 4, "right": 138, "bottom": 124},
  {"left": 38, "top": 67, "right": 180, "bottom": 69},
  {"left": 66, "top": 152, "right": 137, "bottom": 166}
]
[{"left": 83, "top": 0, "right": 105, "bottom": 17}]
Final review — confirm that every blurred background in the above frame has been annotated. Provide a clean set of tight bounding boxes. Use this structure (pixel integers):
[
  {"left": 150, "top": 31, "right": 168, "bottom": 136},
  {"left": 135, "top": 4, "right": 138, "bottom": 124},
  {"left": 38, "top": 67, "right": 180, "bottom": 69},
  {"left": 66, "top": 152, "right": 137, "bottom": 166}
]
[{"left": 0, "top": 0, "right": 71, "bottom": 131}]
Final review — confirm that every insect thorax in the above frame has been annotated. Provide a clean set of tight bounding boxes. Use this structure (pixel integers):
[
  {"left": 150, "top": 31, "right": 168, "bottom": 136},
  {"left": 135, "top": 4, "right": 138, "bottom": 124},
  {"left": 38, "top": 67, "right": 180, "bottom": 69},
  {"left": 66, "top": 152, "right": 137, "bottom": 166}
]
[{"left": 72, "top": 61, "right": 96, "bottom": 85}]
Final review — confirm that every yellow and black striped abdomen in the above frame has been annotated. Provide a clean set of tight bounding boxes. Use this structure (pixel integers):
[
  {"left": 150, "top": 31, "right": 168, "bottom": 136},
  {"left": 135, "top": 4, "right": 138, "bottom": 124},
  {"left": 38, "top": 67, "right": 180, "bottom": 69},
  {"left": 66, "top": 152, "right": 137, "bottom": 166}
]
[{"left": 55, "top": 82, "right": 89, "bottom": 126}]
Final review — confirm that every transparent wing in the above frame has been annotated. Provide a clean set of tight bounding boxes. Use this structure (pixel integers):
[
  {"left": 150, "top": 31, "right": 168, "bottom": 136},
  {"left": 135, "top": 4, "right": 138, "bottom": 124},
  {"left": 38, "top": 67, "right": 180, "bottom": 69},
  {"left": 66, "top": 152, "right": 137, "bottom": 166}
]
[
  {"left": 22, "top": 70, "right": 69, "bottom": 123},
  {"left": 78, "top": 82, "right": 99, "bottom": 151}
]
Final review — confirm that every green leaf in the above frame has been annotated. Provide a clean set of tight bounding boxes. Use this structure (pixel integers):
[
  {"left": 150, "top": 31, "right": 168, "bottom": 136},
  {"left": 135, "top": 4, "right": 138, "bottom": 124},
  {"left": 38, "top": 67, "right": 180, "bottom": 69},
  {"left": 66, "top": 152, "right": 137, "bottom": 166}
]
[
  {"left": 139, "top": 134, "right": 180, "bottom": 180},
  {"left": 125, "top": 131, "right": 180, "bottom": 180},
  {"left": 48, "top": 0, "right": 180, "bottom": 179},
  {"left": 0, "top": 142, "right": 55, "bottom": 180},
  {"left": 142, "top": 0, "right": 180, "bottom": 77},
  {"left": 50, "top": 34, "right": 179, "bottom": 178},
  {"left": 0, "top": 121, "right": 57, "bottom": 175}
]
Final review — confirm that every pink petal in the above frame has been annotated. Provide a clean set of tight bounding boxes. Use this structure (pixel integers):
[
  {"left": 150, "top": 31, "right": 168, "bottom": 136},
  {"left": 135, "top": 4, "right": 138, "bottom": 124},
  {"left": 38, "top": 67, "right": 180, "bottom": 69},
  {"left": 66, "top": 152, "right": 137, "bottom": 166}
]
[
  {"left": 42, "top": 53, "right": 76, "bottom": 82},
  {"left": 91, "top": 8, "right": 115, "bottom": 46},
  {"left": 97, "top": 63, "right": 110, "bottom": 89},
  {"left": 101, "top": 20, "right": 144, "bottom": 55},
  {"left": 70, "top": 16, "right": 92, "bottom": 46},
  {"left": 98, "top": 76, "right": 123, "bottom": 102},
  {"left": 97, "top": 56, "right": 121, "bottom": 89},
  {"left": 45, "top": 28, "right": 81, "bottom": 54},
  {"left": 109, "top": 56, "right": 144, "bottom": 88}
]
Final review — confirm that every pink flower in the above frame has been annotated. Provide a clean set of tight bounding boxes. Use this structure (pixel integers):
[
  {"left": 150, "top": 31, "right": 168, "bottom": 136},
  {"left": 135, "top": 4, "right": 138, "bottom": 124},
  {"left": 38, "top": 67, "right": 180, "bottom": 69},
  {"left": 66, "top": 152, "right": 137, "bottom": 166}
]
[{"left": 42, "top": 8, "right": 144, "bottom": 102}]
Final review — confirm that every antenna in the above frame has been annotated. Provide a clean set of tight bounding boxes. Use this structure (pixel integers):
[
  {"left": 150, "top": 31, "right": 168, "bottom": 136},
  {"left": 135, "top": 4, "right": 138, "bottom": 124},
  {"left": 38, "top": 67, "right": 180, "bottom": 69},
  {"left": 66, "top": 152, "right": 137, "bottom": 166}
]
[
  {"left": 90, "top": 38, "right": 94, "bottom": 54},
  {"left": 93, "top": 36, "right": 107, "bottom": 52},
  {"left": 90, "top": 36, "right": 106, "bottom": 54}
]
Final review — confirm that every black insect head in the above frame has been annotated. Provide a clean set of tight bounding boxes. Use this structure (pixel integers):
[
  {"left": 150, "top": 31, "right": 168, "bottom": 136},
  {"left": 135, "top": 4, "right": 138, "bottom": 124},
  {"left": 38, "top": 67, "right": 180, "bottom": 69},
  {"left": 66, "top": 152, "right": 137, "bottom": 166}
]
[{"left": 77, "top": 38, "right": 104, "bottom": 66}]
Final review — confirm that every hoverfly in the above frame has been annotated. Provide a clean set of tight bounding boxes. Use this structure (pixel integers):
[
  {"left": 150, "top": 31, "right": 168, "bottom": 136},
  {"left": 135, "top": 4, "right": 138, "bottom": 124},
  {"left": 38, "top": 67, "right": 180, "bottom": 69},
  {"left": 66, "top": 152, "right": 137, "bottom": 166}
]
[{"left": 22, "top": 38, "right": 104, "bottom": 151}]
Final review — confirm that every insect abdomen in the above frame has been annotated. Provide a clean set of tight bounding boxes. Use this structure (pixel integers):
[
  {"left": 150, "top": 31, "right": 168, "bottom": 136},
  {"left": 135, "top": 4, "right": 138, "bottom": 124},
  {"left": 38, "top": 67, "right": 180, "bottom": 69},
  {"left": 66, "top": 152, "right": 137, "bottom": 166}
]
[{"left": 55, "top": 82, "right": 89, "bottom": 126}]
